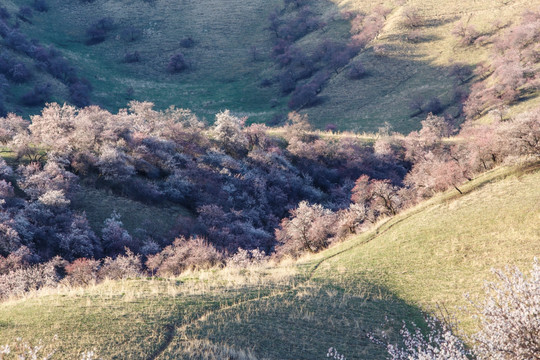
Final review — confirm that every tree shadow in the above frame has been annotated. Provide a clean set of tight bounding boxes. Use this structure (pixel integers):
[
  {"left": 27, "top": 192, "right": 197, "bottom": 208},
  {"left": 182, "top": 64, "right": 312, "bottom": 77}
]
[{"left": 162, "top": 279, "right": 436, "bottom": 360}]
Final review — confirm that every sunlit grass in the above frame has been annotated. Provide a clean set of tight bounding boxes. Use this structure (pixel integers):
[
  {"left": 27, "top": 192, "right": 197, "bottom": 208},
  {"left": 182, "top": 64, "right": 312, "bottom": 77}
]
[{"left": 2, "top": 162, "right": 538, "bottom": 358}]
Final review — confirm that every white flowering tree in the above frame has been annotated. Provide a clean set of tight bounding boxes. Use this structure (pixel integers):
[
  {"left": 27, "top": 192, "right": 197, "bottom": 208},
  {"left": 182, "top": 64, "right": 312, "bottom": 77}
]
[{"left": 368, "top": 259, "right": 539, "bottom": 360}]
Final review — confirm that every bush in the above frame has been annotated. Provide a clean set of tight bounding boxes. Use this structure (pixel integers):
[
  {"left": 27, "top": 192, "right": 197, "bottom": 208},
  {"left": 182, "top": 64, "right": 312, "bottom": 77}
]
[
  {"left": 85, "top": 17, "right": 115, "bottom": 45},
  {"left": 4, "top": 30, "right": 32, "bottom": 55},
  {"left": 288, "top": 82, "right": 318, "bottom": 109},
  {"left": 146, "top": 237, "right": 223, "bottom": 276},
  {"left": 228, "top": 248, "right": 266, "bottom": 267},
  {"left": 69, "top": 79, "right": 92, "bottom": 107},
  {"left": 451, "top": 21, "right": 479, "bottom": 46},
  {"left": 8, "top": 62, "right": 32, "bottom": 83},
  {"left": 423, "top": 97, "right": 442, "bottom": 114},
  {"left": 347, "top": 60, "right": 366, "bottom": 79},
  {"left": 275, "top": 201, "right": 337, "bottom": 257},
  {"left": 369, "top": 315, "right": 470, "bottom": 360},
  {"left": 17, "top": 6, "right": 33, "bottom": 21},
  {"left": 101, "top": 212, "right": 135, "bottom": 257},
  {"left": 167, "top": 52, "right": 187, "bottom": 73},
  {"left": 98, "top": 249, "right": 142, "bottom": 280},
  {"left": 64, "top": 258, "right": 99, "bottom": 286},
  {"left": 32, "top": 0, "right": 49, "bottom": 12},
  {"left": 20, "top": 83, "right": 52, "bottom": 106},
  {"left": 472, "top": 259, "right": 540, "bottom": 359},
  {"left": 371, "top": 259, "right": 540, "bottom": 360},
  {"left": 179, "top": 36, "right": 195, "bottom": 48},
  {"left": 0, "top": 257, "right": 66, "bottom": 300},
  {"left": 401, "top": 6, "right": 422, "bottom": 28},
  {"left": 449, "top": 63, "right": 473, "bottom": 84},
  {"left": 0, "top": 7, "right": 10, "bottom": 20}
]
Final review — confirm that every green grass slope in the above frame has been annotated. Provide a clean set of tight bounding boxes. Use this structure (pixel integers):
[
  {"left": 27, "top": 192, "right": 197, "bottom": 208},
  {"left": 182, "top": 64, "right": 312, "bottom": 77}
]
[
  {"left": 1, "top": 162, "right": 539, "bottom": 359},
  {"left": 311, "top": 0, "right": 540, "bottom": 130},
  {"left": 3, "top": 0, "right": 537, "bottom": 132}
]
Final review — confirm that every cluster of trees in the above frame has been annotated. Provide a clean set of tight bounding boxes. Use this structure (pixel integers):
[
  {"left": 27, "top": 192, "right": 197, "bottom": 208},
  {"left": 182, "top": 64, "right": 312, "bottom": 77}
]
[
  {"left": 0, "top": 99, "right": 537, "bottom": 284},
  {"left": 267, "top": 3, "right": 390, "bottom": 110},
  {"left": 0, "top": 103, "right": 409, "bottom": 267},
  {"left": 275, "top": 108, "right": 539, "bottom": 257},
  {"left": 464, "top": 8, "right": 540, "bottom": 118},
  {"left": 0, "top": 5, "right": 92, "bottom": 111},
  {"left": 0, "top": 94, "right": 537, "bottom": 296}
]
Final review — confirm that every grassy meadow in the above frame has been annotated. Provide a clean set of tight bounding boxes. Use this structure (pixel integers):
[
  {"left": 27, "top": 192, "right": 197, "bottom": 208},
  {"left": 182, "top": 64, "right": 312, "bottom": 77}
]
[
  {"left": 1, "top": 160, "right": 538, "bottom": 359},
  {"left": 1, "top": 0, "right": 536, "bottom": 132},
  {"left": 72, "top": 186, "right": 192, "bottom": 237}
]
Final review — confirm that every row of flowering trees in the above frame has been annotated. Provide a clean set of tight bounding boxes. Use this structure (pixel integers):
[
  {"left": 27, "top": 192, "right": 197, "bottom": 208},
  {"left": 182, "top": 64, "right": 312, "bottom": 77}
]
[{"left": 0, "top": 99, "right": 538, "bottom": 295}]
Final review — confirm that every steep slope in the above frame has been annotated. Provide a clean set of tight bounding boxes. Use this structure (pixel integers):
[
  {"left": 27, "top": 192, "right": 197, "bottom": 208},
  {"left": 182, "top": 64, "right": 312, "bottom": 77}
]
[
  {"left": 1, "top": 0, "right": 536, "bottom": 132},
  {"left": 1, "top": 161, "right": 538, "bottom": 359},
  {"left": 311, "top": 0, "right": 540, "bottom": 130}
]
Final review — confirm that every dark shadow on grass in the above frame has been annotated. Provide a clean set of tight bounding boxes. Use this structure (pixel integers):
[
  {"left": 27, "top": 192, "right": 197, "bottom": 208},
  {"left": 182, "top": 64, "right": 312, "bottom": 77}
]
[{"left": 161, "top": 279, "right": 432, "bottom": 360}]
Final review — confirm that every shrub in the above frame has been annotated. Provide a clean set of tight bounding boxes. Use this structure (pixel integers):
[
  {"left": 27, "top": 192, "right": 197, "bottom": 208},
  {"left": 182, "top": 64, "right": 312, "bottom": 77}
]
[
  {"left": 32, "top": 0, "right": 49, "bottom": 12},
  {"left": 38, "top": 190, "right": 70, "bottom": 207},
  {"left": 370, "top": 259, "right": 540, "bottom": 360},
  {"left": 405, "top": 29, "right": 426, "bottom": 43},
  {"left": 17, "top": 6, "right": 33, "bottom": 21},
  {"left": 212, "top": 110, "right": 248, "bottom": 155},
  {"left": 228, "top": 248, "right": 266, "bottom": 267},
  {"left": 4, "top": 30, "right": 32, "bottom": 55},
  {"left": 167, "top": 52, "right": 187, "bottom": 73},
  {"left": 401, "top": 7, "right": 422, "bottom": 28},
  {"left": 275, "top": 201, "right": 337, "bottom": 257},
  {"left": 20, "top": 83, "right": 52, "bottom": 106},
  {"left": 452, "top": 21, "right": 479, "bottom": 46},
  {"left": 347, "top": 60, "right": 366, "bottom": 79},
  {"left": 98, "top": 249, "right": 142, "bottom": 280},
  {"left": 101, "top": 212, "right": 135, "bottom": 257},
  {"left": 85, "top": 17, "right": 115, "bottom": 45},
  {"left": 64, "top": 258, "right": 100, "bottom": 286},
  {"left": 9, "top": 62, "right": 31, "bottom": 83},
  {"left": 96, "top": 146, "right": 135, "bottom": 181},
  {"left": 423, "top": 97, "right": 442, "bottom": 114},
  {"left": 179, "top": 36, "right": 195, "bottom": 48},
  {"left": 351, "top": 175, "right": 402, "bottom": 217},
  {"left": 0, "top": 7, "right": 10, "bottom": 20},
  {"left": 471, "top": 259, "right": 540, "bottom": 359},
  {"left": 288, "top": 82, "right": 318, "bottom": 109},
  {"left": 369, "top": 315, "right": 470, "bottom": 360},
  {"left": 0, "top": 256, "right": 66, "bottom": 300},
  {"left": 69, "top": 79, "right": 92, "bottom": 107},
  {"left": 146, "top": 237, "right": 223, "bottom": 276}
]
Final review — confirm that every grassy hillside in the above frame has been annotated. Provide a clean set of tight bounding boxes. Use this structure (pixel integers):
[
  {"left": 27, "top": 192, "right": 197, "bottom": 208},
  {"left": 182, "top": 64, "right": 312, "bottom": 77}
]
[
  {"left": 314, "top": 0, "right": 540, "bottom": 130},
  {"left": 73, "top": 186, "right": 192, "bottom": 237},
  {"left": 1, "top": 161, "right": 538, "bottom": 359},
  {"left": 2, "top": 0, "right": 537, "bottom": 132}
]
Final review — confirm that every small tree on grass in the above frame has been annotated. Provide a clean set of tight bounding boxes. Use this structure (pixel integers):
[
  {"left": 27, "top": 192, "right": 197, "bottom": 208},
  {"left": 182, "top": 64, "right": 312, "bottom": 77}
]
[
  {"left": 347, "top": 60, "right": 366, "bottom": 79},
  {"left": 452, "top": 21, "right": 479, "bottom": 46},
  {"left": 351, "top": 175, "right": 402, "bottom": 218},
  {"left": 401, "top": 6, "right": 423, "bottom": 28},
  {"left": 145, "top": 236, "right": 223, "bottom": 276},
  {"left": 101, "top": 212, "right": 134, "bottom": 257},
  {"left": 275, "top": 201, "right": 336, "bottom": 257},
  {"left": 167, "top": 52, "right": 188, "bottom": 73}
]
